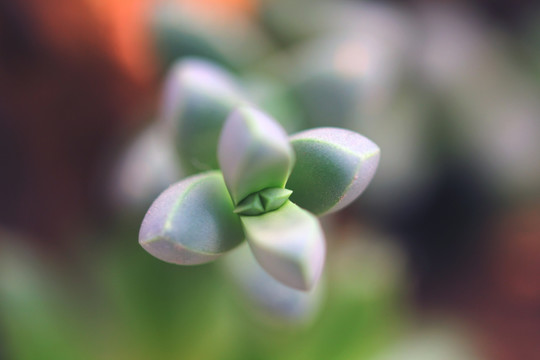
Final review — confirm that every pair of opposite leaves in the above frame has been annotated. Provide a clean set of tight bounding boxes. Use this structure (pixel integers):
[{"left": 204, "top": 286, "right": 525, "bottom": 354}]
[{"left": 139, "top": 62, "right": 380, "bottom": 292}]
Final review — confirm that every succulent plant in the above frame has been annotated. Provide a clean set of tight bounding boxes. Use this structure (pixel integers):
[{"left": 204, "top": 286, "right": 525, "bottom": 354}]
[{"left": 139, "top": 97, "right": 379, "bottom": 290}]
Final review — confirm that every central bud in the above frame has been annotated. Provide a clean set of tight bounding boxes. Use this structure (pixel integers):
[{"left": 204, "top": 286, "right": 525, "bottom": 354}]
[{"left": 233, "top": 188, "right": 293, "bottom": 216}]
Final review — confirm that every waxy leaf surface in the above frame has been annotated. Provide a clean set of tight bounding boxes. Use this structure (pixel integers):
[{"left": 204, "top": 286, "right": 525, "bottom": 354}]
[
  {"left": 225, "top": 243, "right": 323, "bottom": 323},
  {"left": 139, "top": 171, "right": 244, "bottom": 265},
  {"left": 218, "top": 106, "right": 295, "bottom": 204},
  {"left": 162, "top": 58, "right": 246, "bottom": 174},
  {"left": 287, "top": 127, "right": 380, "bottom": 216},
  {"left": 241, "top": 201, "right": 325, "bottom": 291}
]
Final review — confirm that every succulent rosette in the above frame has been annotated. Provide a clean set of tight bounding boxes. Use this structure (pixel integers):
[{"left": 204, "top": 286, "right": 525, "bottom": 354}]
[{"left": 139, "top": 58, "right": 380, "bottom": 291}]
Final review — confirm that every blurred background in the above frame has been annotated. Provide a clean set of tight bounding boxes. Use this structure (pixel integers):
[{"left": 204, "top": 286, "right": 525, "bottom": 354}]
[{"left": 1, "top": 0, "right": 539, "bottom": 359}]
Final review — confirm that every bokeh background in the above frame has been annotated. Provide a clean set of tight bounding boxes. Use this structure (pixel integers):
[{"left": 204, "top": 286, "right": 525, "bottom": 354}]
[{"left": 1, "top": 0, "right": 539, "bottom": 359}]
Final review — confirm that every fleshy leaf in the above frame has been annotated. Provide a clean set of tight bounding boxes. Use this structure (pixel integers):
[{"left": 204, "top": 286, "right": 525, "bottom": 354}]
[
  {"left": 218, "top": 105, "right": 295, "bottom": 204},
  {"left": 241, "top": 201, "right": 325, "bottom": 291},
  {"left": 161, "top": 58, "right": 247, "bottom": 174},
  {"left": 139, "top": 171, "right": 244, "bottom": 265},
  {"left": 286, "top": 127, "right": 380, "bottom": 216},
  {"left": 224, "top": 243, "right": 323, "bottom": 323}
]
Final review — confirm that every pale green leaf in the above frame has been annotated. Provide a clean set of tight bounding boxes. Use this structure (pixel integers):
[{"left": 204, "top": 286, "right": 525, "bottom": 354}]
[
  {"left": 139, "top": 171, "right": 244, "bottom": 265},
  {"left": 161, "top": 58, "right": 247, "bottom": 174},
  {"left": 218, "top": 106, "right": 295, "bottom": 204},
  {"left": 241, "top": 201, "right": 325, "bottom": 291},
  {"left": 224, "top": 243, "right": 323, "bottom": 323},
  {"left": 287, "top": 127, "right": 380, "bottom": 216}
]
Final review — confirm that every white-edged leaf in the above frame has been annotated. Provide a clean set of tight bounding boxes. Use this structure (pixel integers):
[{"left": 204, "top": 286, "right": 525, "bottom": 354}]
[
  {"left": 224, "top": 243, "right": 323, "bottom": 324},
  {"left": 161, "top": 58, "right": 247, "bottom": 174},
  {"left": 287, "top": 127, "right": 380, "bottom": 216},
  {"left": 241, "top": 201, "right": 325, "bottom": 291},
  {"left": 139, "top": 171, "right": 244, "bottom": 265},
  {"left": 218, "top": 105, "right": 295, "bottom": 204}
]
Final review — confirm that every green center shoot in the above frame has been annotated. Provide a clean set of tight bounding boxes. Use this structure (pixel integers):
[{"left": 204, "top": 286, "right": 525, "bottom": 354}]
[{"left": 234, "top": 188, "right": 293, "bottom": 216}]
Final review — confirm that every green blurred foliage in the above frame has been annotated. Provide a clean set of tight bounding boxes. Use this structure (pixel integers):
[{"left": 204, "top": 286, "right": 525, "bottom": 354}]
[{"left": 0, "top": 223, "right": 405, "bottom": 360}]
